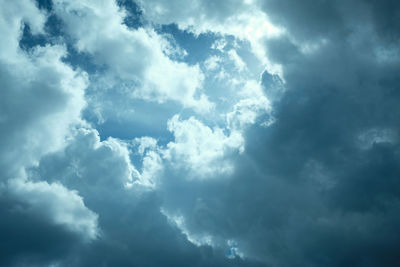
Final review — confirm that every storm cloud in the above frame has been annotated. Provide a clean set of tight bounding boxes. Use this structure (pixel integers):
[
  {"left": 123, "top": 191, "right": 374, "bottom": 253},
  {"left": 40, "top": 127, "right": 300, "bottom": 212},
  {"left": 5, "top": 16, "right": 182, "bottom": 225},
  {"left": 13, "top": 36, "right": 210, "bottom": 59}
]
[{"left": 1, "top": 0, "right": 399, "bottom": 266}]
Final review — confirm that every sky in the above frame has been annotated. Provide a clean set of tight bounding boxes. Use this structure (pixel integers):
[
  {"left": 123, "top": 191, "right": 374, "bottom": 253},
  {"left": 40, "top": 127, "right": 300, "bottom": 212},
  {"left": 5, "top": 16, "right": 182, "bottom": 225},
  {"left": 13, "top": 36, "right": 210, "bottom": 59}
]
[{"left": 1, "top": 0, "right": 400, "bottom": 266}]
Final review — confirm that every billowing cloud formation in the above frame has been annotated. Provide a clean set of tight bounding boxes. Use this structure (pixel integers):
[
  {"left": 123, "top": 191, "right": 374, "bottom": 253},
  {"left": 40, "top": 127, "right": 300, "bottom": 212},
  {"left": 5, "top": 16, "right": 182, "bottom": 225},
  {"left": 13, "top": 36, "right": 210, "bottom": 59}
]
[
  {"left": 137, "top": 0, "right": 284, "bottom": 71},
  {"left": 165, "top": 115, "right": 244, "bottom": 177},
  {"left": 154, "top": 1, "right": 400, "bottom": 266},
  {"left": 0, "top": 1, "right": 98, "bottom": 265},
  {"left": 53, "top": 0, "right": 212, "bottom": 113},
  {"left": 1, "top": 0, "right": 400, "bottom": 266}
]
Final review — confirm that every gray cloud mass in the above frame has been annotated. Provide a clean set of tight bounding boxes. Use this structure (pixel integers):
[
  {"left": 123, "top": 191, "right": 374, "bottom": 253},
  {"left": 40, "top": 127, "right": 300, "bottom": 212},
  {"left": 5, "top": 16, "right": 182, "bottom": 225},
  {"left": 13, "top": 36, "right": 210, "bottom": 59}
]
[{"left": 1, "top": 0, "right": 399, "bottom": 266}]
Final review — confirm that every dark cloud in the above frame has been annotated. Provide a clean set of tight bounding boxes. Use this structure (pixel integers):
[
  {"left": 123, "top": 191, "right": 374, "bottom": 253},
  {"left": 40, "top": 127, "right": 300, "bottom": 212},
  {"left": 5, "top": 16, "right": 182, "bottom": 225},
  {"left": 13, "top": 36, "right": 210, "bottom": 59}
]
[
  {"left": 156, "top": 1, "right": 400, "bottom": 266},
  {"left": 32, "top": 128, "right": 265, "bottom": 267},
  {"left": 58, "top": 193, "right": 264, "bottom": 267},
  {"left": 0, "top": 193, "right": 83, "bottom": 267},
  {"left": 2, "top": 0, "right": 400, "bottom": 266},
  {"left": 262, "top": 0, "right": 400, "bottom": 44}
]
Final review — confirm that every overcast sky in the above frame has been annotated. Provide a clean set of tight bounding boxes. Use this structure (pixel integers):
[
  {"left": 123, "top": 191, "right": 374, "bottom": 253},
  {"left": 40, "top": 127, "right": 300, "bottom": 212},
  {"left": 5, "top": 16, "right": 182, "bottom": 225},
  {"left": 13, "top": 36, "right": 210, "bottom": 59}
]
[{"left": 1, "top": 0, "right": 400, "bottom": 266}]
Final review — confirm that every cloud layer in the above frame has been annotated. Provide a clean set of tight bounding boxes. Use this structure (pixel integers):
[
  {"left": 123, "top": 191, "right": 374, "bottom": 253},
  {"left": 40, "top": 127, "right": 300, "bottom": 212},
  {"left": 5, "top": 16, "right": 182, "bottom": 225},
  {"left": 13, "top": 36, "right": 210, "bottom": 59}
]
[{"left": 1, "top": 0, "right": 399, "bottom": 266}]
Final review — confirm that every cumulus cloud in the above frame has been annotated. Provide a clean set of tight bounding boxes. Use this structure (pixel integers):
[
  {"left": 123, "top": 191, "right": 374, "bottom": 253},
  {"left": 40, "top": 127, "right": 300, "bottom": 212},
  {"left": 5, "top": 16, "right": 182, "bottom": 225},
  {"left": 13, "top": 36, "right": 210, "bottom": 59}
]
[
  {"left": 0, "top": 190, "right": 91, "bottom": 266},
  {"left": 8, "top": 179, "right": 98, "bottom": 240},
  {"left": 153, "top": 1, "right": 400, "bottom": 266},
  {"left": 137, "top": 0, "right": 284, "bottom": 72},
  {"left": 53, "top": 0, "right": 213, "bottom": 113},
  {"left": 2, "top": 0, "right": 400, "bottom": 266},
  {"left": 33, "top": 125, "right": 263, "bottom": 267},
  {"left": 0, "top": 0, "right": 46, "bottom": 56},
  {"left": 0, "top": 43, "right": 87, "bottom": 180},
  {"left": 0, "top": 1, "right": 98, "bottom": 265},
  {"left": 164, "top": 115, "right": 244, "bottom": 178},
  {"left": 137, "top": 0, "right": 282, "bottom": 41},
  {"left": 0, "top": 0, "right": 88, "bottom": 182},
  {"left": 36, "top": 128, "right": 139, "bottom": 191},
  {"left": 227, "top": 80, "right": 272, "bottom": 129}
]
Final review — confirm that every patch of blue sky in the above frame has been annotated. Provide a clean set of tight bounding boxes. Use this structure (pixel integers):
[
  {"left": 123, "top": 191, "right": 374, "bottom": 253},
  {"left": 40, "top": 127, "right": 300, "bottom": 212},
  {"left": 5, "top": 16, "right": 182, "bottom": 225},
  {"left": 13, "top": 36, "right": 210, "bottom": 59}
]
[
  {"left": 19, "top": 23, "right": 49, "bottom": 50},
  {"left": 157, "top": 24, "right": 217, "bottom": 65},
  {"left": 117, "top": 0, "right": 143, "bottom": 29},
  {"left": 21, "top": 3, "right": 101, "bottom": 74},
  {"left": 36, "top": 0, "right": 53, "bottom": 11},
  {"left": 84, "top": 97, "right": 177, "bottom": 144}
]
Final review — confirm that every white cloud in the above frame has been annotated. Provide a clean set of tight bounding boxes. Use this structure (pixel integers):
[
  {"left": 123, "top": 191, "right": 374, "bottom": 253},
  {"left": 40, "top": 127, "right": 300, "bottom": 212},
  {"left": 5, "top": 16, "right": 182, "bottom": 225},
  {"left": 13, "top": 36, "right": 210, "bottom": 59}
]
[
  {"left": 0, "top": 1, "right": 88, "bottom": 179},
  {"left": 0, "top": 0, "right": 46, "bottom": 58},
  {"left": 8, "top": 178, "right": 99, "bottom": 241},
  {"left": 164, "top": 115, "right": 244, "bottom": 178},
  {"left": 133, "top": 137, "right": 163, "bottom": 187},
  {"left": 227, "top": 80, "right": 271, "bottom": 129},
  {"left": 211, "top": 39, "right": 228, "bottom": 52},
  {"left": 228, "top": 49, "right": 246, "bottom": 72},
  {"left": 37, "top": 127, "right": 141, "bottom": 192},
  {"left": 53, "top": 0, "right": 213, "bottom": 113},
  {"left": 0, "top": 44, "right": 88, "bottom": 179},
  {"left": 138, "top": 0, "right": 284, "bottom": 73},
  {"left": 204, "top": 55, "right": 222, "bottom": 71},
  {"left": 0, "top": 0, "right": 97, "bottom": 246},
  {"left": 161, "top": 208, "right": 216, "bottom": 247},
  {"left": 138, "top": 0, "right": 280, "bottom": 39}
]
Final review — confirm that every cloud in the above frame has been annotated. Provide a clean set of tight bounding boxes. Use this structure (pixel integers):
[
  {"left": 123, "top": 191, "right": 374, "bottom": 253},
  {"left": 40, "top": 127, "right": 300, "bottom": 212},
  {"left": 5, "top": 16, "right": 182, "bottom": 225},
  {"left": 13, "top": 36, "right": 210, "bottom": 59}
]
[
  {"left": 227, "top": 80, "right": 272, "bottom": 129},
  {"left": 33, "top": 125, "right": 264, "bottom": 267},
  {"left": 228, "top": 49, "right": 247, "bottom": 72},
  {"left": 2, "top": 0, "right": 400, "bottom": 266},
  {"left": 36, "top": 128, "right": 139, "bottom": 191},
  {"left": 0, "top": 0, "right": 88, "bottom": 179},
  {"left": 0, "top": 190, "right": 89, "bottom": 266},
  {"left": 53, "top": 0, "right": 213, "bottom": 113},
  {"left": 204, "top": 55, "right": 222, "bottom": 71},
  {"left": 152, "top": 1, "right": 400, "bottom": 266},
  {"left": 0, "top": 0, "right": 46, "bottom": 56},
  {"left": 8, "top": 179, "right": 98, "bottom": 240},
  {"left": 137, "top": 0, "right": 281, "bottom": 39},
  {"left": 137, "top": 0, "right": 283, "bottom": 71},
  {"left": 0, "top": 2, "right": 97, "bottom": 265},
  {"left": 164, "top": 115, "right": 244, "bottom": 178},
  {"left": 0, "top": 44, "right": 87, "bottom": 180}
]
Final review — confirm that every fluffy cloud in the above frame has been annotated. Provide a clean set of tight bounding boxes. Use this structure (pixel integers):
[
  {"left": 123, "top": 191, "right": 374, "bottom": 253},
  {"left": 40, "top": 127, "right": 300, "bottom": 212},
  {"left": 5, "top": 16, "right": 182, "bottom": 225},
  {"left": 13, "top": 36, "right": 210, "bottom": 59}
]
[
  {"left": 0, "top": 0, "right": 46, "bottom": 57},
  {"left": 8, "top": 179, "right": 98, "bottom": 240},
  {"left": 36, "top": 128, "right": 139, "bottom": 192},
  {"left": 0, "top": 1, "right": 98, "bottom": 265},
  {"left": 137, "top": 0, "right": 283, "bottom": 71},
  {"left": 153, "top": 1, "right": 400, "bottom": 266},
  {"left": 0, "top": 187, "right": 93, "bottom": 266},
  {"left": 137, "top": 0, "right": 282, "bottom": 41},
  {"left": 227, "top": 80, "right": 272, "bottom": 129},
  {"left": 2, "top": 0, "right": 400, "bottom": 266},
  {"left": 53, "top": 0, "right": 213, "bottom": 113},
  {"left": 33, "top": 125, "right": 263, "bottom": 267},
  {"left": 0, "top": 0, "right": 87, "bottom": 191},
  {"left": 0, "top": 42, "right": 87, "bottom": 180},
  {"left": 165, "top": 115, "right": 244, "bottom": 178}
]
